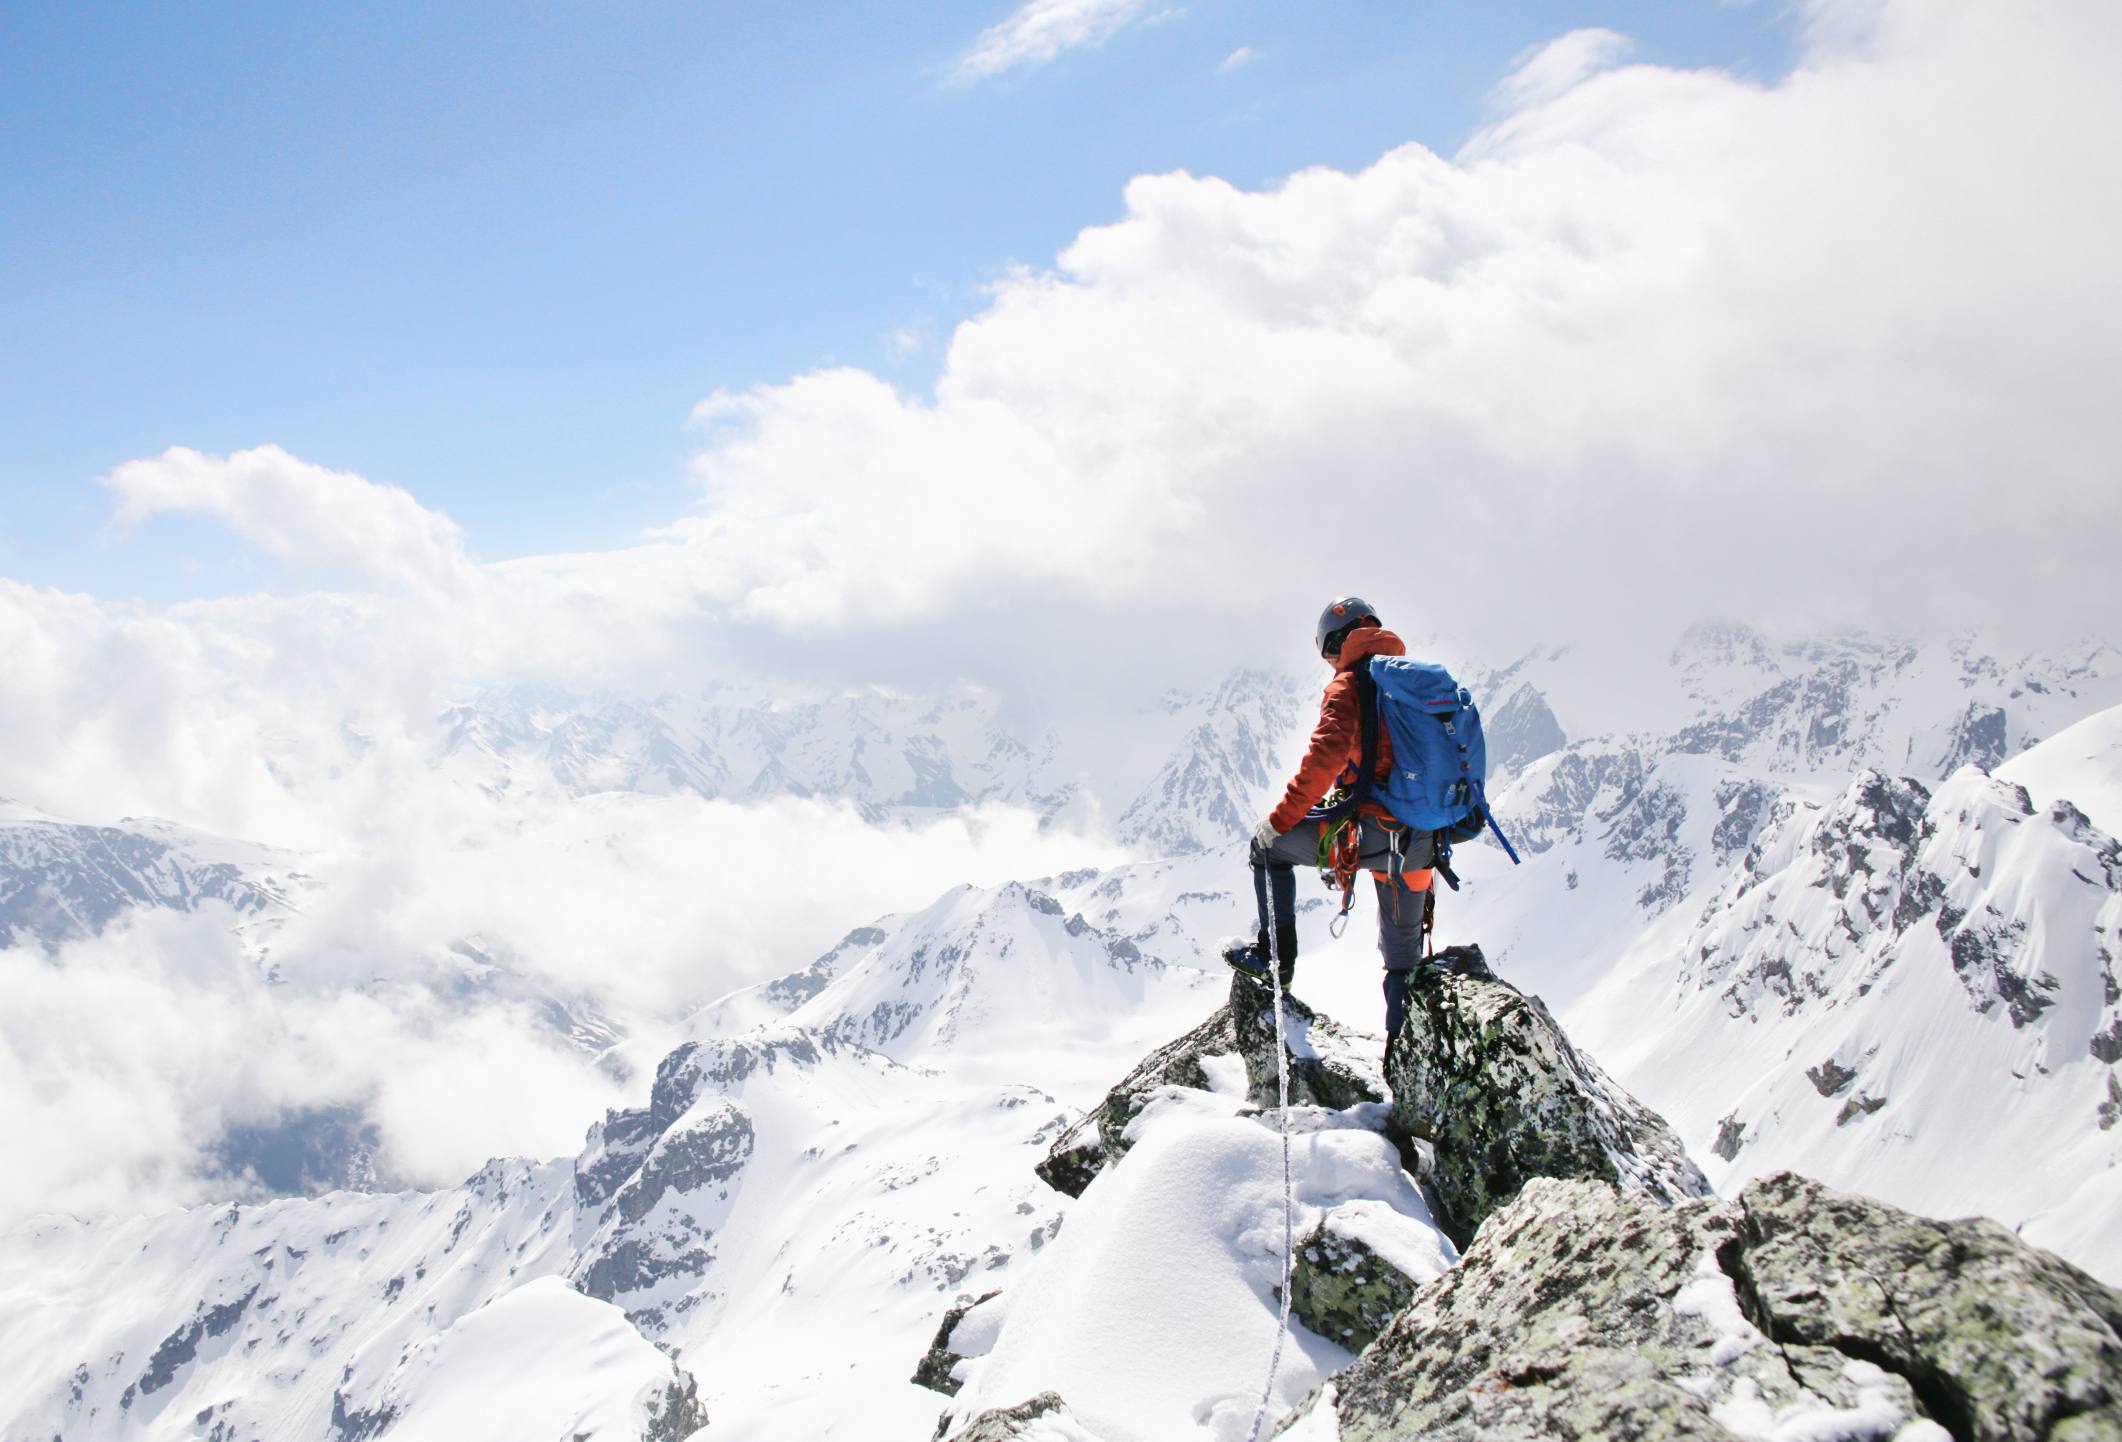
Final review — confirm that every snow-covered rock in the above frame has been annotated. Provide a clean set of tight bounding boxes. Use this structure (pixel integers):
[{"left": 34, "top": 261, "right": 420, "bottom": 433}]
[
  {"left": 2001, "top": 702, "right": 2122, "bottom": 842},
  {"left": 943, "top": 1090, "right": 1454, "bottom": 1442}
]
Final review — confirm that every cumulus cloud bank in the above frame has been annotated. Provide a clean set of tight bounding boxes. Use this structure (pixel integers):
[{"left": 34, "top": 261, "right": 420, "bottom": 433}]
[{"left": 564, "top": 0, "right": 2119, "bottom": 696}]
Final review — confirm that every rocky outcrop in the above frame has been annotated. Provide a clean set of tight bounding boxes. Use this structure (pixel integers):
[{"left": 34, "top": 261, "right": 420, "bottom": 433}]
[
  {"left": 942, "top": 1390, "right": 1074, "bottom": 1441},
  {"left": 1228, "top": 971, "right": 1388, "bottom": 1111},
  {"left": 1278, "top": 1171, "right": 2122, "bottom": 1441},
  {"left": 642, "top": 1374, "right": 708, "bottom": 1441},
  {"left": 1386, "top": 950, "right": 1708, "bottom": 1247},
  {"left": 913, "top": 1290, "right": 1003, "bottom": 1397},
  {"left": 1035, "top": 974, "right": 1384, "bottom": 1197}
]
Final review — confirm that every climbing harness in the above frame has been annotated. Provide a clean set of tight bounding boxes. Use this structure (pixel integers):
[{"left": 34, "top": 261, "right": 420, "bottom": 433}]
[{"left": 1244, "top": 877, "right": 1296, "bottom": 1442}]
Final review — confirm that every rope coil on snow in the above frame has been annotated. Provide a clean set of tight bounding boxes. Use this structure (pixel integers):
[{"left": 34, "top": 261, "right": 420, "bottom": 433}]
[{"left": 1245, "top": 883, "right": 1295, "bottom": 1442}]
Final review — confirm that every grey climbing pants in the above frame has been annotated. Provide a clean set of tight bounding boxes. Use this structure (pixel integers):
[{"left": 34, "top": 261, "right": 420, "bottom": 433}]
[{"left": 1249, "top": 816, "right": 1435, "bottom": 973}]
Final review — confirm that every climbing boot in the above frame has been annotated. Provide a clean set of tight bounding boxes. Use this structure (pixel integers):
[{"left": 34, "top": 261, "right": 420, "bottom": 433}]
[
  {"left": 1221, "top": 936, "right": 1296, "bottom": 989},
  {"left": 1221, "top": 938, "right": 1269, "bottom": 981}
]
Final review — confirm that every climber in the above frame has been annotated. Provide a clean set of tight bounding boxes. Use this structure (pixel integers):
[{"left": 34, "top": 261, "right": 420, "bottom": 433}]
[{"left": 1223, "top": 596, "right": 1434, "bottom": 1037}]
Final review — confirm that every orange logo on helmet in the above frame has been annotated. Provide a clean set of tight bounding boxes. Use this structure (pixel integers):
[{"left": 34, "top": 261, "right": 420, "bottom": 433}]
[{"left": 1333, "top": 605, "right": 1347, "bottom": 616}]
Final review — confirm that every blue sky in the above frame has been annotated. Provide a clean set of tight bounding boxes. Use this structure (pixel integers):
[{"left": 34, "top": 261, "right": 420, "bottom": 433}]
[{"left": 3, "top": 0, "right": 1800, "bottom": 602}]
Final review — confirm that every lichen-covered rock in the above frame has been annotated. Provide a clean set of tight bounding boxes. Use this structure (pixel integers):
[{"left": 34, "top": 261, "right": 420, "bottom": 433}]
[
  {"left": 1281, "top": 1177, "right": 1920, "bottom": 1440},
  {"left": 1730, "top": 1171, "right": 2122, "bottom": 1442},
  {"left": 1387, "top": 962, "right": 1707, "bottom": 1246},
  {"left": 913, "top": 1290, "right": 1003, "bottom": 1396},
  {"left": 1277, "top": 1171, "right": 2122, "bottom": 1442},
  {"left": 1035, "top": 974, "right": 1384, "bottom": 1196},
  {"left": 1287, "top": 1215, "right": 1424, "bottom": 1353}
]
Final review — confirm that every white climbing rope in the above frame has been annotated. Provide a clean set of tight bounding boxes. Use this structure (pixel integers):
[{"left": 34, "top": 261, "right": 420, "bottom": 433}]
[{"left": 1244, "top": 878, "right": 1296, "bottom": 1442}]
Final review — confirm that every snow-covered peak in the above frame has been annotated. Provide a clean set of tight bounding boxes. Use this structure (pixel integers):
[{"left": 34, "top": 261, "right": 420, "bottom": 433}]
[
  {"left": 1998, "top": 702, "right": 2122, "bottom": 840},
  {"left": 1570, "top": 761, "right": 2122, "bottom": 1278}
]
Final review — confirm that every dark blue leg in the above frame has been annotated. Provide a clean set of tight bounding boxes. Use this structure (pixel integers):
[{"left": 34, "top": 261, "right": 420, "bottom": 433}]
[{"left": 1383, "top": 968, "right": 1409, "bottom": 1038}]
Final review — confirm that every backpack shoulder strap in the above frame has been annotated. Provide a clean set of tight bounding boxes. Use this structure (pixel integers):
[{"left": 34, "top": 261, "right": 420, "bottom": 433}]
[{"left": 1304, "top": 661, "right": 1378, "bottom": 824}]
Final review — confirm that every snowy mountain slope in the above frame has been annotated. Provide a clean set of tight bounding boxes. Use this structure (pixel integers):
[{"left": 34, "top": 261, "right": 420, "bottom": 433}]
[
  {"left": 0, "top": 799, "right": 315, "bottom": 954},
  {"left": 1564, "top": 755, "right": 2122, "bottom": 1282},
  {"left": 2000, "top": 702, "right": 2122, "bottom": 839},
  {"left": 0, "top": 858, "right": 1244, "bottom": 1442},
  {"left": 0, "top": 1159, "right": 679, "bottom": 1442},
  {"left": 1111, "top": 670, "right": 1306, "bottom": 856},
  {"left": 1433, "top": 631, "right": 2122, "bottom": 1005}
]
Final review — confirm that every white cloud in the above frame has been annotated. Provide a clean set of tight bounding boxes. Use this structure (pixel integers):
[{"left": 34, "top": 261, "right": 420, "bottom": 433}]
[
  {"left": 16, "top": 0, "right": 2117, "bottom": 807},
  {"left": 103, "top": 444, "right": 481, "bottom": 602},
  {"left": 1218, "top": 45, "right": 1260, "bottom": 74},
  {"left": 0, "top": 789, "right": 1126, "bottom": 1224},
  {"left": 951, "top": 0, "right": 1154, "bottom": 83},
  {"left": 1497, "top": 28, "right": 1633, "bottom": 108}
]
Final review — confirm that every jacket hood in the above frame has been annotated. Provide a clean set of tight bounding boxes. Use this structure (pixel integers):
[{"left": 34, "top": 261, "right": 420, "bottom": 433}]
[{"left": 1333, "top": 626, "right": 1406, "bottom": 673}]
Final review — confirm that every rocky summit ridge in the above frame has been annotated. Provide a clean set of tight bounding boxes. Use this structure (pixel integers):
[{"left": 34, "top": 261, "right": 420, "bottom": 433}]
[{"left": 956, "top": 952, "right": 2122, "bottom": 1442}]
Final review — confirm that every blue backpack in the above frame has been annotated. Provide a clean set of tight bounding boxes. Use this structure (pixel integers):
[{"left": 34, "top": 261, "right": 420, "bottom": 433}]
[{"left": 1367, "top": 656, "right": 1522, "bottom": 863}]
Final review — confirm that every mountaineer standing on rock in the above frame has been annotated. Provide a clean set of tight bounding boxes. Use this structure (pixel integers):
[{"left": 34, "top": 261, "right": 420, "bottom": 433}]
[{"left": 1223, "top": 597, "right": 1440, "bottom": 1033}]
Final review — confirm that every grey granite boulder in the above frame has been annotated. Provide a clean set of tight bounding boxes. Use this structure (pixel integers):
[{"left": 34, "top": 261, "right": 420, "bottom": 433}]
[
  {"left": 1730, "top": 1171, "right": 2122, "bottom": 1442},
  {"left": 1387, "top": 954, "right": 1708, "bottom": 1246},
  {"left": 1277, "top": 1171, "right": 2122, "bottom": 1441}
]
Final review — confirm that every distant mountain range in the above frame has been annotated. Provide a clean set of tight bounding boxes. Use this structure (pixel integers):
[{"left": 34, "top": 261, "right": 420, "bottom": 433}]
[{"left": 4, "top": 626, "right": 2120, "bottom": 1438}]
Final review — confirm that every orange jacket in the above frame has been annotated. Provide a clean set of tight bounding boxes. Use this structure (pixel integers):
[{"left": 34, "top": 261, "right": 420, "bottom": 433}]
[{"left": 1267, "top": 627, "right": 1405, "bottom": 833}]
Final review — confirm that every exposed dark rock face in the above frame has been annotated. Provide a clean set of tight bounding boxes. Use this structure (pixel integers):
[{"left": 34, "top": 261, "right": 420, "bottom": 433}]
[
  {"left": 120, "top": 1286, "right": 261, "bottom": 1410},
  {"left": 944, "top": 1391, "right": 1070, "bottom": 1441},
  {"left": 1279, "top": 1172, "right": 2122, "bottom": 1441},
  {"left": 1386, "top": 962, "right": 1708, "bottom": 1248},
  {"left": 570, "top": 1029, "right": 855, "bottom": 1328},
  {"left": 1287, "top": 1223, "right": 1421, "bottom": 1354},
  {"left": 1939, "top": 702, "right": 2012, "bottom": 774},
  {"left": 1807, "top": 1057, "right": 1860, "bottom": 1096},
  {"left": 913, "top": 1290, "right": 1003, "bottom": 1396},
  {"left": 1035, "top": 973, "right": 1383, "bottom": 1197},
  {"left": 642, "top": 1372, "right": 707, "bottom": 1441}
]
